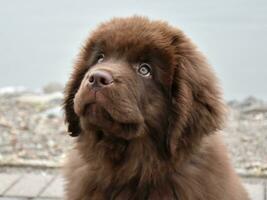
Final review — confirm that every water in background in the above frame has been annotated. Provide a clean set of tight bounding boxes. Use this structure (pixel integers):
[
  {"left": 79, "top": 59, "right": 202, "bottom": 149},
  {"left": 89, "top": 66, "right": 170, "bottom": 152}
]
[{"left": 0, "top": 0, "right": 266, "bottom": 100}]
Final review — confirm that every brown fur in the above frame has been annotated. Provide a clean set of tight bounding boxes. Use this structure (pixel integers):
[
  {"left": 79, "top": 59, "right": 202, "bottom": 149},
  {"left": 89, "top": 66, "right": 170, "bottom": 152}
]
[{"left": 63, "top": 16, "right": 249, "bottom": 200}]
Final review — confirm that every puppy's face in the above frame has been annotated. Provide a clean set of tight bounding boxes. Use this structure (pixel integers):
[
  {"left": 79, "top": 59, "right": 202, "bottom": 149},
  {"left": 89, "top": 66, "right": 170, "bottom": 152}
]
[
  {"left": 72, "top": 20, "right": 175, "bottom": 140},
  {"left": 64, "top": 17, "right": 224, "bottom": 156}
]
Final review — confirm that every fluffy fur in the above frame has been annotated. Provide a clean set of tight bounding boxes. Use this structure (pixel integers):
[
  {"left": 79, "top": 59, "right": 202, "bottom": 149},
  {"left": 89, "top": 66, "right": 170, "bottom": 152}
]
[{"left": 63, "top": 16, "right": 249, "bottom": 200}]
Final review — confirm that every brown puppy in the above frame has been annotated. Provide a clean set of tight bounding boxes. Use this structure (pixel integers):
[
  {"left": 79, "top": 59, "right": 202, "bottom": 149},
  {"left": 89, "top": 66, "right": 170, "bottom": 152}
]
[{"left": 63, "top": 16, "right": 249, "bottom": 200}]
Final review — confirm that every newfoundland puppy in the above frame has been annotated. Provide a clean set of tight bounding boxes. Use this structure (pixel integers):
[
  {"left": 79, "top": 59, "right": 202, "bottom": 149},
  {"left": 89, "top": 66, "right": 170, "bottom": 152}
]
[{"left": 63, "top": 16, "right": 249, "bottom": 199}]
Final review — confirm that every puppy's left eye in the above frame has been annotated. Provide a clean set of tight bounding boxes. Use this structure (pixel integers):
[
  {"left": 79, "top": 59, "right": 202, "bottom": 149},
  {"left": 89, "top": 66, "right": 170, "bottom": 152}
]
[{"left": 137, "top": 63, "right": 152, "bottom": 77}]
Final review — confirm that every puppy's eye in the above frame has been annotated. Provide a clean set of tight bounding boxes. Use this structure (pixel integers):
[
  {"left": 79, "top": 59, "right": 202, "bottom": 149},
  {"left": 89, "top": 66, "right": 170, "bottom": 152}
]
[
  {"left": 96, "top": 53, "right": 105, "bottom": 63},
  {"left": 137, "top": 63, "right": 152, "bottom": 77}
]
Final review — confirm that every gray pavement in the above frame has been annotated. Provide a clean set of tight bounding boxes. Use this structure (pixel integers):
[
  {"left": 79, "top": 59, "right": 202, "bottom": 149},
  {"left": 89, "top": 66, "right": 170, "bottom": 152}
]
[
  {"left": 0, "top": 173, "right": 266, "bottom": 200},
  {"left": 0, "top": 173, "right": 63, "bottom": 200}
]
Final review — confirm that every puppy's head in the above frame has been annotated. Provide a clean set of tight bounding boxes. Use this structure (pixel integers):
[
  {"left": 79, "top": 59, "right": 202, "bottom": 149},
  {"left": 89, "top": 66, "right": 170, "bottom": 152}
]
[{"left": 63, "top": 16, "right": 225, "bottom": 156}]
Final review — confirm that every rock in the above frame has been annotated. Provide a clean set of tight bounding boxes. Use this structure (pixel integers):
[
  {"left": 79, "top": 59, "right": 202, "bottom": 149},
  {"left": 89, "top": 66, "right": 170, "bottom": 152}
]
[
  {"left": 0, "top": 117, "right": 12, "bottom": 128},
  {"left": 231, "top": 96, "right": 267, "bottom": 111},
  {"left": 43, "top": 82, "right": 64, "bottom": 94},
  {"left": 0, "top": 86, "right": 28, "bottom": 94},
  {"left": 241, "top": 96, "right": 264, "bottom": 107},
  {"left": 16, "top": 92, "right": 63, "bottom": 106},
  {"left": 40, "top": 106, "right": 63, "bottom": 118}
]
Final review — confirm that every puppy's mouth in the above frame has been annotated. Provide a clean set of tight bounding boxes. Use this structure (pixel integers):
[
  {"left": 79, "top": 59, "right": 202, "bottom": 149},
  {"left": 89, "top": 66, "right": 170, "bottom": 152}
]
[
  {"left": 83, "top": 103, "right": 112, "bottom": 121},
  {"left": 80, "top": 101, "right": 142, "bottom": 140}
]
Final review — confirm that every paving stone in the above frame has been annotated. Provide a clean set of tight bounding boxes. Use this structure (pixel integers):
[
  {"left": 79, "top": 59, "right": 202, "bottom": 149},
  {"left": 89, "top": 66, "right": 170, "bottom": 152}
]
[
  {"left": 265, "top": 183, "right": 267, "bottom": 200},
  {"left": 1, "top": 172, "right": 266, "bottom": 200},
  {"left": 34, "top": 198, "right": 61, "bottom": 200},
  {"left": 244, "top": 182, "right": 264, "bottom": 200},
  {"left": 4, "top": 173, "right": 54, "bottom": 198},
  {"left": 40, "top": 175, "right": 64, "bottom": 198},
  {"left": 0, "top": 174, "right": 22, "bottom": 195}
]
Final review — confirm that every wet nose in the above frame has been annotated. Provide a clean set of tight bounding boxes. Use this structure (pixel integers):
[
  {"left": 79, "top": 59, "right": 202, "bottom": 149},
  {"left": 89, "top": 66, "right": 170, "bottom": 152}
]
[{"left": 88, "top": 70, "right": 113, "bottom": 90}]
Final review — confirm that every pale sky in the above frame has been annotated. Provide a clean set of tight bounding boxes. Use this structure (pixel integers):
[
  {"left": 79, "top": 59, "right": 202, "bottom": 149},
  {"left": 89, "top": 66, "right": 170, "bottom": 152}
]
[{"left": 0, "top": 0, "right": 267, "bottom": 100}]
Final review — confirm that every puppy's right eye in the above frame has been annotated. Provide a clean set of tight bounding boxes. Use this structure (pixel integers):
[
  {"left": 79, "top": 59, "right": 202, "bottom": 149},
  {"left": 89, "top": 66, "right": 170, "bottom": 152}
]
[{"left": 97, "top": 53, "right": 105, "bottom": 63}]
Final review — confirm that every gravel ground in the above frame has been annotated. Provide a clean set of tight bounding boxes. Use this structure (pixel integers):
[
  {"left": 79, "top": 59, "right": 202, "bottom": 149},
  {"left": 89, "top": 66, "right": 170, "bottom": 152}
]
[
  {"left": 0, "top": 87, "right": 266, "bottom": 176},
  {"left": 0, "top": 88, "right": 73, "bottom": 168},
  {"left": 224, "top": 98, "right": 267, "bottom": 176}
]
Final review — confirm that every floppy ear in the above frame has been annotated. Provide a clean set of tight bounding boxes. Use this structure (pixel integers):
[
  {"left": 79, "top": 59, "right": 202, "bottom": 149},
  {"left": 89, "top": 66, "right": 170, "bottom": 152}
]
[
  {"left": 63, "top": 65, "right": 87, "bottom": 137},
  {"left": 63, "top": 42, "right": 93, "bottom": 137},
  {"left": 167, "top": 33, "right": 225, "bottom": 156},
  {"left": 63, "top": 78, "right": 81, "bottom": 137}
]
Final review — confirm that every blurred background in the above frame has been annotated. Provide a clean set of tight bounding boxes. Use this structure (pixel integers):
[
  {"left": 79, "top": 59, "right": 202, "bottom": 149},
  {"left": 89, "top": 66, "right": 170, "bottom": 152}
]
[
  {"left": 0, "top": 1, "right": 266, "bottom": 199},
  {"left": 0, "top": 0, "right": 267, "bottom": 100}
]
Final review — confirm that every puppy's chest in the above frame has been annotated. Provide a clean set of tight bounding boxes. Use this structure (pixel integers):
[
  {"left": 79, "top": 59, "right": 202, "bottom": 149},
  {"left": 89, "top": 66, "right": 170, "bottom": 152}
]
[{"left": 99, "top": 181, "right": 180, "bottom": 200}]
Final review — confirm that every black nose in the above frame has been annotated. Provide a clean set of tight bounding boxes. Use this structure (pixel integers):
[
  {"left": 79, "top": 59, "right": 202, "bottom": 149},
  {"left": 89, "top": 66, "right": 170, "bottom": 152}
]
[{"left": 88, "top": 70, "right": 113, "bottom": 89}]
